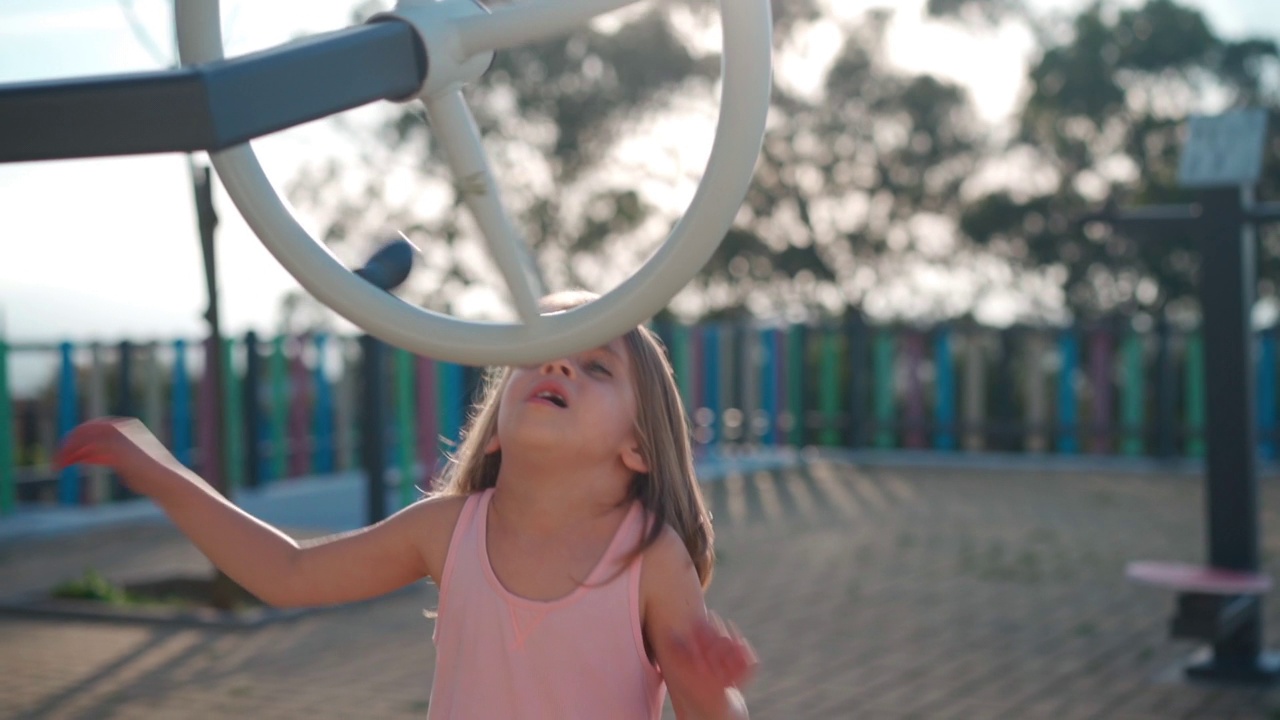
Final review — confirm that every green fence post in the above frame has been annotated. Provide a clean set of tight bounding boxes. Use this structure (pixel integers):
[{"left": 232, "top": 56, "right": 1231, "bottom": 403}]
[{"left": 1185, "top": 331, "right": 1206, "bottom": 457}]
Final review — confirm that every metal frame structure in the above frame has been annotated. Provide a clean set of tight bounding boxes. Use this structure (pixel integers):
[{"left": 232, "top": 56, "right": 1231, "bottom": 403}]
[{"left": 1085, "top": 109, "right": 1280, "bottom": 683}]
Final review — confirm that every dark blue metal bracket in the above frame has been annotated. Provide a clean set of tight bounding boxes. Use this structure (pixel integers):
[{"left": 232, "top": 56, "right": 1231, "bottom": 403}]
[{"left": 0, "top": 20, "right": 425, "bottom": 163}]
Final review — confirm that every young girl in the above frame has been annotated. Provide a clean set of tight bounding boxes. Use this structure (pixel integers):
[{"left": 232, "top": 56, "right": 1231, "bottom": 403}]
[{"left": 55, "top": 291, "right": 757, "bottom": 719}]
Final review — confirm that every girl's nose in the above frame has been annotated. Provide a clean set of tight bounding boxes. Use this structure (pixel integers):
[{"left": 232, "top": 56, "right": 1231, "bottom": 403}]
[{"left": 541, "top": 358, "right": 574, "bottom": 377}]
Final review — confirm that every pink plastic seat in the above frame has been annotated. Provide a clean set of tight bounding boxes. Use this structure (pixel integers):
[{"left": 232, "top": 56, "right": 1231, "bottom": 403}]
[{"left": 1126, "top": 561, "right": 1272, "bottom": 595}]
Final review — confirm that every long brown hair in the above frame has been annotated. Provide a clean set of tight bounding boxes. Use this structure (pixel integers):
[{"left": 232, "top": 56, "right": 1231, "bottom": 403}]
[{"left": 428, "top": 291, "right": 715, "bottom": 587}]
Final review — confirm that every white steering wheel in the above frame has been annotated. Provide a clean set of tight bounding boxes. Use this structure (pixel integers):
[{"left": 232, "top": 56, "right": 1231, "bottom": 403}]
[{"left": 176, "top": 0, "right": 771, "bottom": 366}]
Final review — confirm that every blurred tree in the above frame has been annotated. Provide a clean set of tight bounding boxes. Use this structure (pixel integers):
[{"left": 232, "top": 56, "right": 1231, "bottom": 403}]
[
  {"left": 285, "top": 0, "right": 991, "bottom": 325},
  {"left": 957, "top": 0, "right": 1280, "bottom": 323}
]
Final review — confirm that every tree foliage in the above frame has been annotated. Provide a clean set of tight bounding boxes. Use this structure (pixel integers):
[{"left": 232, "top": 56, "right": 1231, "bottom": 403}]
[
  {"left": 286, "top": 0, "right": 1280, "bottom": 330},
  {"left": 960, "top": 0, "right": 1280, "bottom": 321}
]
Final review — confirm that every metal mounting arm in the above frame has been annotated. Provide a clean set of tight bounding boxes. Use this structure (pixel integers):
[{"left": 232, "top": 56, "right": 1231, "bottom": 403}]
[{"left": 0, "top": 21, "right": 424, "bottom": 163}]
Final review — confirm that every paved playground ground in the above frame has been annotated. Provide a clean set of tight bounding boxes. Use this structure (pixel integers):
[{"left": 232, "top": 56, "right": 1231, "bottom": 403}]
[{"left": 3, "top": 456, "right": 1280, "bottom": 719}]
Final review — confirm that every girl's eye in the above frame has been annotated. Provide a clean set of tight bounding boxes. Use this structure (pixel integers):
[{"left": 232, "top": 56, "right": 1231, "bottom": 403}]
[{"left": 587, "top": 361, "right": 612, "bottom": 377}]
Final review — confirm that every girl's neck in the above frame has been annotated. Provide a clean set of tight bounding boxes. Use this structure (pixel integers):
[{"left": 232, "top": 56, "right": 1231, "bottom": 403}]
[{"left": 489, "top": 454, "right": 632, "bottom": 537}]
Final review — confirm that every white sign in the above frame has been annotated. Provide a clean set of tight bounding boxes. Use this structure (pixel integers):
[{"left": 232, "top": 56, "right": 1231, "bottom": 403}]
[{"left": 1177, "top": 108, "right": 1268, "bottom": 188}]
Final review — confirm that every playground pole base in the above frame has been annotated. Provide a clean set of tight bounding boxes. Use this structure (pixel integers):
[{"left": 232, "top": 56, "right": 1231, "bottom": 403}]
[{"left": 1185, "top": 649, "right": 1280, "bottom": 685}]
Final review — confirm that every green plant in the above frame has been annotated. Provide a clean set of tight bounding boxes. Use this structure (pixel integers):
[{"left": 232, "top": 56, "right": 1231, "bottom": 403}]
[{"left": 52, "top": 569, "right": 130, "bottom": 605}]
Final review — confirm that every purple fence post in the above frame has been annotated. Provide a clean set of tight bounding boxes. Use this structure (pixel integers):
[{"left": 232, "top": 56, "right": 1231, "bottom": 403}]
[
  {"left": 904, "top": 331, "right": 926, "bottom": 448},
  {"left": 1088, "top": 326, "right": 1114, "bottom": 454},
  {"left": 288, "top": 335, "right": 312, "bottom": 478}
]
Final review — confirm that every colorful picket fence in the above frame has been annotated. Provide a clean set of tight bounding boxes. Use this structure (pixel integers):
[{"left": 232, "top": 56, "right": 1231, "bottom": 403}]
[{"left": 1, "top": 318, "right": 1278, "bottom": 515}]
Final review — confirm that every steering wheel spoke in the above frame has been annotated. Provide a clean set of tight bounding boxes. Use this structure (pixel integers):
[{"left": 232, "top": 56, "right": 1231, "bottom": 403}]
[
  {"left": 454, "top": 0, "right": 644, "bottom": 57},
  {"left": 424, "top": 90, "right": 545, "bottom": 324}
]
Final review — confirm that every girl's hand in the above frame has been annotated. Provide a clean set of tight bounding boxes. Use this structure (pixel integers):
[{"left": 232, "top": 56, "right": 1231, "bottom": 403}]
[
  {"left": 666, "top": 612, "right": 758, "bottom": 717},
  {"left": 55, "top": 417, "right": 183, "bottom": 498}
]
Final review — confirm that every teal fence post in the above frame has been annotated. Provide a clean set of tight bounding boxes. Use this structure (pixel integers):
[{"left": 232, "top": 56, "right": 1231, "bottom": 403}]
[
  {"left": 1185, "top": 331, "right": 1206, "bottom": 457},
  {"left": 1120, "top": 326, "right": 1145, "bottom": 456},
  {"left": 437, "top": 362, "right": 465, "bottom": 455},
  {"left": 903, "top": 331, "right": 926, "bottom": 448},
  {"left": 934, "top": 327, "right": 956, "bottom": 450},
  {"left": 57, "top": 342, "right": 80, "bottom": 504},
  {"left": 1056, "top": 330, "right": 1078, "bottom": 453},
  {"left": 817, "top": 326, "right": 839, "bottom": 447}
]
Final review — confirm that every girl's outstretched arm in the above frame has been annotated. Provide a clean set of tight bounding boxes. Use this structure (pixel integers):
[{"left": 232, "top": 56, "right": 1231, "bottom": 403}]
[
  {"left": 56, "top": 417, "right": 462, "bottom": 608},
  {"left": 642, "top": 527, "right": 757, "bottom": 720}
]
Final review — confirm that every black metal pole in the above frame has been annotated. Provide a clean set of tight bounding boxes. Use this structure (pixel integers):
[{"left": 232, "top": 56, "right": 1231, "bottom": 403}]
[
  {"left": 362, "top": 335, "right": 388, "bottom": 525},
  {"left": 1190, "top": 186, "right": 1270, "bottom": 679},
  {"left": 351, "top": 237, "right": 417, "bottom": 525}
]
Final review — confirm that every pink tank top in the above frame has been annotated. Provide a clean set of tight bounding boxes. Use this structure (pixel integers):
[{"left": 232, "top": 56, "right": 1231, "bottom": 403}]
[{"left": 427, "top": 489, "right": 666, "bottom": 719}]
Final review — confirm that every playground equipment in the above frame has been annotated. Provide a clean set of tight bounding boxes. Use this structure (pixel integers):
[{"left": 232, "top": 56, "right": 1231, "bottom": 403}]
[
  {"left": 0, "top": 0, "right": 773, "bottom": 366},
  {"left": 1086, "top": 108, "right": 1280, "bottom": 683}
]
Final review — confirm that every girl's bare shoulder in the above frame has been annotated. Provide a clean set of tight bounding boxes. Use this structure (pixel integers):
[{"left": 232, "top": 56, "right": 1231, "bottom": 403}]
[
  {"left": 397, "top": 493, "right": 472, "bottom": 583},
  {"left": 638, "top": 522, "right": 697, "bottom": 590}
]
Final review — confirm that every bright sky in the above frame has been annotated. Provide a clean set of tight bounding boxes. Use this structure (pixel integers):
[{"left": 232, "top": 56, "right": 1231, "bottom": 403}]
[{"left": 1, "top": 0, "right": 1277, "bottom": 355}]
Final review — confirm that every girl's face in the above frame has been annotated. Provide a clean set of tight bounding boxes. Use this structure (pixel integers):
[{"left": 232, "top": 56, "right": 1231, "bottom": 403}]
[{"left": 490, "top": 337, "right": 649, "bottom": 474}]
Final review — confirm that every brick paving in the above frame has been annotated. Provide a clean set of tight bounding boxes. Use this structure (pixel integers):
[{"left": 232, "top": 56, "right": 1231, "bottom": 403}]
[{"left": 3, "top": 458, "right": 1280, "bottom": 719}]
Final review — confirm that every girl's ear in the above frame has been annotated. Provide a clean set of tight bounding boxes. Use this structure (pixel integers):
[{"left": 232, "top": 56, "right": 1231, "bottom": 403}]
[
  {"left": 621, "top": 443, "right": 649, "bottom": 474},
  {"left": 484, "top": 433, "right": 501, "bottom": 454}
]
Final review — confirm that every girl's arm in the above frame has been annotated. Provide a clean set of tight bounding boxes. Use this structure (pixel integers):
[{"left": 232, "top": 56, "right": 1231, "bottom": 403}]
[
  {"left": 56, "top": 417, "right": 462, "bottom": 608},
  {"left": 641, "top": 528, "right": 756, "bottom": 720}
]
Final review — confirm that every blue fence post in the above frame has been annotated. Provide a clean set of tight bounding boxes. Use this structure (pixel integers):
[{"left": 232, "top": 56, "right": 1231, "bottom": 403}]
[
  {"left": 437, "top": 362, "right": 465, "bottom": 453},
  {"left": 172, "top": 339, "right": 192, "bottom": 467},
  {"left": 934, "top": 326, "right": 956, "bottom": 450},
  {"left": 760, "top": 327, "right": 778, "bottom": 445},
  {"left": 56, "top": 342, "right": 79, "bottom": 505}
]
